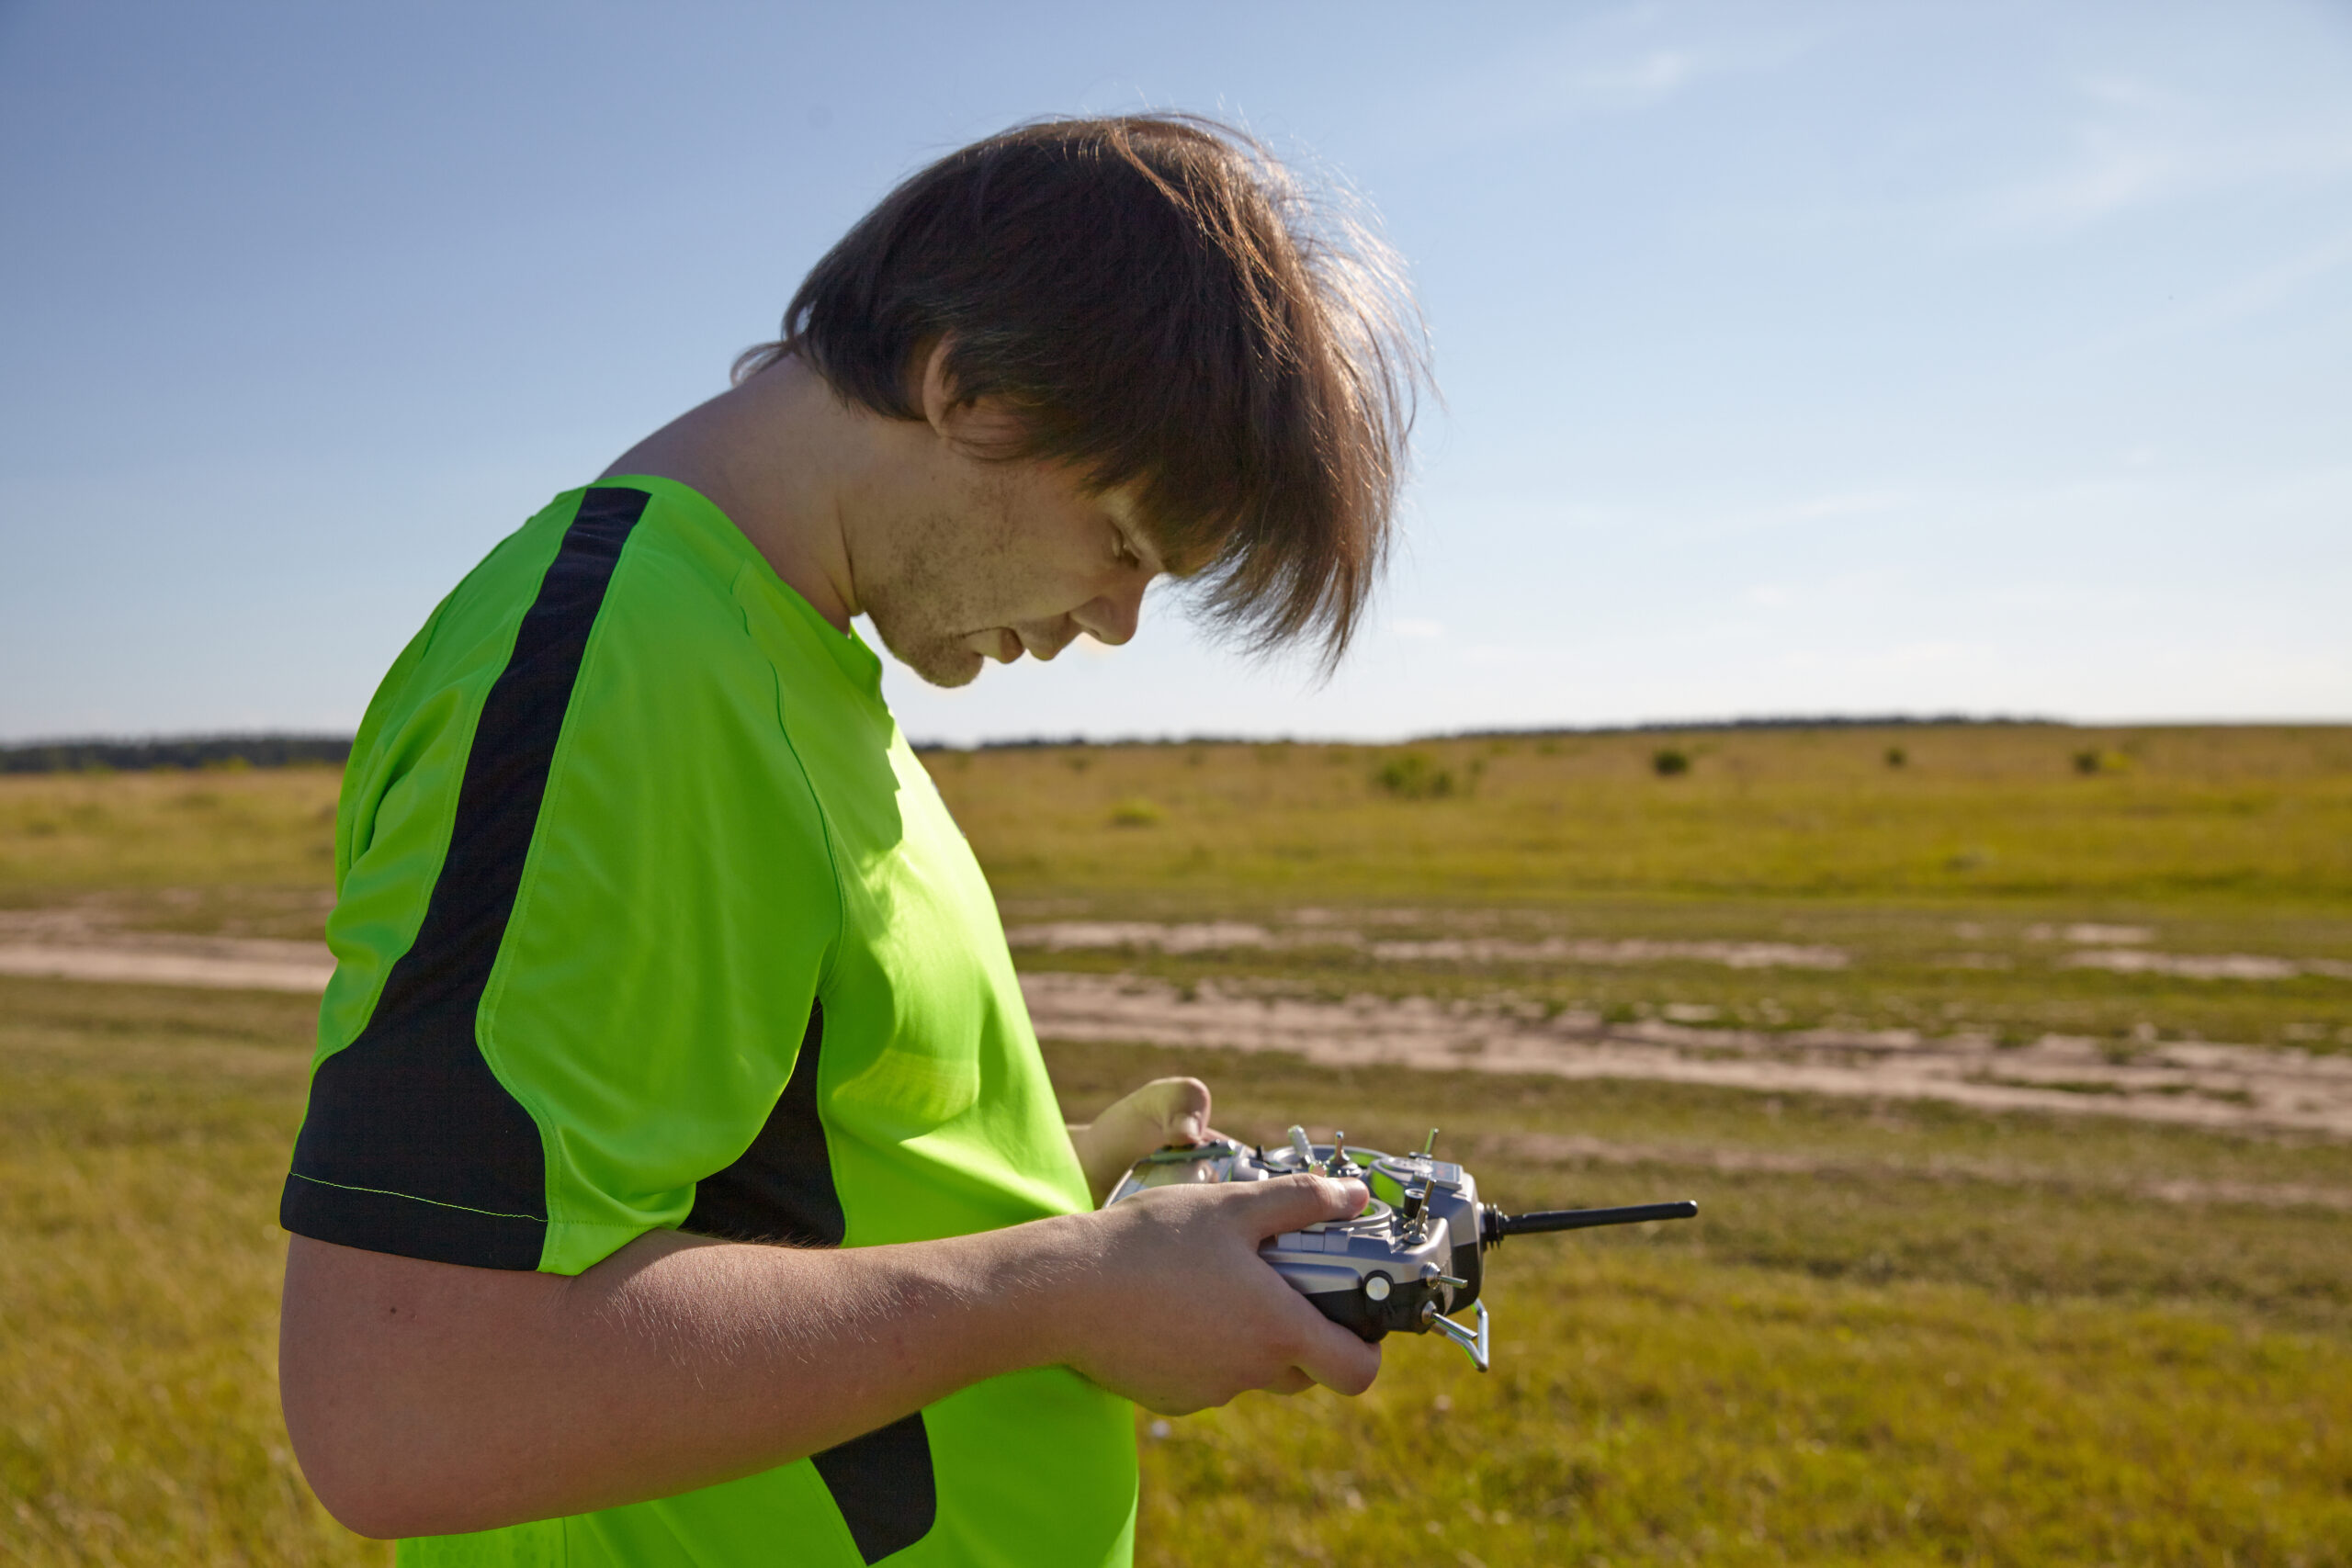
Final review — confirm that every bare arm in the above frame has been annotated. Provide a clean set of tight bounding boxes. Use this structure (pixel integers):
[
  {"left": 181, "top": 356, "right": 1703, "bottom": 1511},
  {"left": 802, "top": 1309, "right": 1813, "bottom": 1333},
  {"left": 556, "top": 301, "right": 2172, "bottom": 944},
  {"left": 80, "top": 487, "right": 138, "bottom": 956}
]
[{"left": 280, "top": 1172, "right": 1374, "bottom": 1540}]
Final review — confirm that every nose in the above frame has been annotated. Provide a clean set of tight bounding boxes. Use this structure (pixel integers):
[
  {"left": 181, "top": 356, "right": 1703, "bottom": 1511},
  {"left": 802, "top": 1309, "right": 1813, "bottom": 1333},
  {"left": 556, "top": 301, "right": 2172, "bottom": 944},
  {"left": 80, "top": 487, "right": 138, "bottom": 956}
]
[{"left": 1073, "top": 578, "right": 1147, "bottom": 648}]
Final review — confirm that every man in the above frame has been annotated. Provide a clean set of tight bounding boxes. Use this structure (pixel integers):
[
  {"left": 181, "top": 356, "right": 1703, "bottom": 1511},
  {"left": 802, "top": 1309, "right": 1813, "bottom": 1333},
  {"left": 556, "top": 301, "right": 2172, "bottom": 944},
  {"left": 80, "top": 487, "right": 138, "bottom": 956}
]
[{"left": 277, "top": 114, "right": 1426, "bottom": 1566}]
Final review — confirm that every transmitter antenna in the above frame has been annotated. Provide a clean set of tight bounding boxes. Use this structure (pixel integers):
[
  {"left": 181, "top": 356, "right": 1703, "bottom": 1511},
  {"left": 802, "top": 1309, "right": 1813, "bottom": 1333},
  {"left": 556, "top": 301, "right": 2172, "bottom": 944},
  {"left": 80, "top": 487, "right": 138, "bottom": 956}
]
[{"left": 1483, "top": 1201, "right": 1698, "bottom": 1245}]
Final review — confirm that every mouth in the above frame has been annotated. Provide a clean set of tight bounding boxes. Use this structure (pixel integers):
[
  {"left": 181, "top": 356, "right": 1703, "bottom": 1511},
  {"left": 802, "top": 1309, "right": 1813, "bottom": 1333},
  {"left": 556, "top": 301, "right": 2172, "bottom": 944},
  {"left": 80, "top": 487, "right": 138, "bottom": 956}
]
[
  {"left": 967, "top": 625, "right": 1071, "bottom": 664},
  {"left": 969, "top": 627, "right": 1023, "bottom": 664}
]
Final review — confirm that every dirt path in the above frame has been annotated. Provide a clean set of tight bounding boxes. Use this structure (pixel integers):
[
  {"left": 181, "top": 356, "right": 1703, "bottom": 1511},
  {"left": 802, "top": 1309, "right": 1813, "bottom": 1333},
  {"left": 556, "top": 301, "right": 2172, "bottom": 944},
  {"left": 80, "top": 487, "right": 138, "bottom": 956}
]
[
  {"left": 1017, "top": 973, "right": 2352, "bottom": 1138},
  {"left": 6, "top": 928, "right": 2347, "bottom": 1137},
  {"left": 0, "top": 935, "right": 334, "bottom": 992}
]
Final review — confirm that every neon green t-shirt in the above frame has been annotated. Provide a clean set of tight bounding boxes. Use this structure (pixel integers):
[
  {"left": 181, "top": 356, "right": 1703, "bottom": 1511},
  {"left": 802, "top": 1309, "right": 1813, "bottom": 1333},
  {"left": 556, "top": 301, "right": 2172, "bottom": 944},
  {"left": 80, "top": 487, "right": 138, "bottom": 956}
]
[{"left": 280, "top": 478, "right": 1136, "bottom": 1566}]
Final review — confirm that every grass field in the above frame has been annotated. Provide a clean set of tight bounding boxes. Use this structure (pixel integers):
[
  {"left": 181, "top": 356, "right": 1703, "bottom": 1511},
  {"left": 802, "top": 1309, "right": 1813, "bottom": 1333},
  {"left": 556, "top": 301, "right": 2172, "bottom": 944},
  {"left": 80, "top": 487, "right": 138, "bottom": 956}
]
[
  {"left": 934, "top": 724, "right": 2352, "bottom": 909},
  {"left": 3, "top": 726, "right": 2350, "bottom": 1562},
  {"left": 6, "top": 724, "right": 2345, "bottom": 1048},
  {"left": 6, "top": 978, "right": 2348, "bottom": 1565}
]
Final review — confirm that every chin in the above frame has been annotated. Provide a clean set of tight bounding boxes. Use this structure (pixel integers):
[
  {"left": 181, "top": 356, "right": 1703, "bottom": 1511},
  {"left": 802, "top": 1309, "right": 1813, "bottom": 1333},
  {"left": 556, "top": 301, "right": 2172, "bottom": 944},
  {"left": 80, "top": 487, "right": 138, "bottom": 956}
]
[
  {"left": 866, "top": 614, "right": 983, "bottom": 689},
  {"left": 922, "top": 658, "right": 985, "bottom": 690},
  {"left": 904, "top": 645, "right": 987, "bottom": 690}
]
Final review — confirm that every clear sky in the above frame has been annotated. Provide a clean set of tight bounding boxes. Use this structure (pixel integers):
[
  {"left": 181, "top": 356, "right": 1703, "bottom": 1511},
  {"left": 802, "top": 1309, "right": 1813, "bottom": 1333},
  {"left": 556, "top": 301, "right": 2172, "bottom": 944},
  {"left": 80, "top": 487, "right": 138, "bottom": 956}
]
[{"left": 3, "top": 1, "right": 2346, "bottom": 745}]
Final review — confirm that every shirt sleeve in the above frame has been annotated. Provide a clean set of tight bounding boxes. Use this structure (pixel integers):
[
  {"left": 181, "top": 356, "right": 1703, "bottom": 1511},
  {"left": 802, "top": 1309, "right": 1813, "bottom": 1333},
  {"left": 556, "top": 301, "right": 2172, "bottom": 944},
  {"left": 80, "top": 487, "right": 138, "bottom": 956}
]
[{"left": 281, "top": 489, "right": 842, "bottom": 1274}]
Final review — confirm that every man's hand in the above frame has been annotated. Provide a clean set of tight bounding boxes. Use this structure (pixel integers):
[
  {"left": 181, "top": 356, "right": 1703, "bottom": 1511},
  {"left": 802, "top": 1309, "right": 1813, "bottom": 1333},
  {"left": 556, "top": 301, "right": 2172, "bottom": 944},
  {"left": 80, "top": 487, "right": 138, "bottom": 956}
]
[
  {"left": 1056, "top": 1172, "right": 1382, "bottom": 1414},
  {"left": 1067, "top": 1075, "right": 1216, "bottom": 1203}
]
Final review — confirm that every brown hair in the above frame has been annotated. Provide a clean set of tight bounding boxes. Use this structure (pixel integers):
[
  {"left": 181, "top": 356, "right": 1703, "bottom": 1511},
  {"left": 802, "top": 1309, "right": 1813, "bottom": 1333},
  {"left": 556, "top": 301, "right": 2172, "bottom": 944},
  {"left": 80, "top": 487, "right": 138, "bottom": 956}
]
[{"left": 735, "top": 114, "right": 1430, "bottom": 669}]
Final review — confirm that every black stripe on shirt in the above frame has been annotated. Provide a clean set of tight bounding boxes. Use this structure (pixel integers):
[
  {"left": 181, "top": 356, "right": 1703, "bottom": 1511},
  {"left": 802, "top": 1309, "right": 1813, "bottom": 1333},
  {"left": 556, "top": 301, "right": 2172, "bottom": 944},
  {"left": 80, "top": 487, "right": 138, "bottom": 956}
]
[
  {"left": 812, "top": 1412, "right": 938, "bottom": 1563},
  {"left": 682, "top": 1002, "right": 845, "bottom": 1247},
  {"left": 281, "top": 486, "right": 651, "bottom": 1269},
  {"left": 685, "top": 1004, "right": 936, "bottom": 1559}
]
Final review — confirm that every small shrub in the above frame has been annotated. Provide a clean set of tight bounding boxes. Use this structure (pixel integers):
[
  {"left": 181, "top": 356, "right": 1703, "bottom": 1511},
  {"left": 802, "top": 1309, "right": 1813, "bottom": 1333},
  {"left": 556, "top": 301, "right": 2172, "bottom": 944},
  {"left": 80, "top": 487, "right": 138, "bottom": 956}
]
[
  {"left": 1651, "top": 748, "right": 1690, "bottom": 778},
  {"left": 1107, "top": 797, "right": 1164, "bottom": 828},
  {"left": 2074, "top": 749, "right": 2130, "bottom": 776},
  {"left": 1885, "top": 747, "right": 1907, "bottom": 769},
  {"left": 1373, "top": 752, "right": 1455, "bottom": 799}
]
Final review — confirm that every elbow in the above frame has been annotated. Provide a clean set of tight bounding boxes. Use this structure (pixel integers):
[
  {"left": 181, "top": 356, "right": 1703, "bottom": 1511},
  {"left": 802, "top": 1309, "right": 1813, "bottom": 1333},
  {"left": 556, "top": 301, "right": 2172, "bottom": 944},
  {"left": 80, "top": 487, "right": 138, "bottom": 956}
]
[
  {"left": 288, "top": 1426, "right": 504, "bottom": 1540},
  {"left": 315, "top": 1494, "right": 410, "bottom": 1544},
  {"left": 281, "top": 1394, "right": 427, "bottom": 1540},
  {"left": 281, "top": 1370, "right": 502, "bottom": 1540},
  {"left": 287, "top": 1441, "right": 408, "bottom": 1540},
  {"left": 277, "top": 1234, "right": 540, "bottom": 1539}
]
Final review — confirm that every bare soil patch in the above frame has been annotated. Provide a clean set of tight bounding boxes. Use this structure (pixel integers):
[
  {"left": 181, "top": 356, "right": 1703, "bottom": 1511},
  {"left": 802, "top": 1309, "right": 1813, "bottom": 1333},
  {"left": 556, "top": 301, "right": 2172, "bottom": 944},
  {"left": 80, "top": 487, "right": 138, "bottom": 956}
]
[
  {"left": 1019, "top": 972, "right": 2352, "bottom": 1137},
  {"left": 0, "top": 908, "right": 333, "bottom": 994},
  {"left": 8, "top": 915, "right": 2346, "bottom": 1137}
]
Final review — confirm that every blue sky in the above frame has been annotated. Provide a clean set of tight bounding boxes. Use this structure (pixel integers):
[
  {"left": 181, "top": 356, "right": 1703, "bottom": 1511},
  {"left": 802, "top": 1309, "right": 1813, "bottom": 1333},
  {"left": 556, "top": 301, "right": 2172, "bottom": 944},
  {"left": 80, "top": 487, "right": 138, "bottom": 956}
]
[{"left": 3, "top": 0, "right": 2346, "bottom": 744}]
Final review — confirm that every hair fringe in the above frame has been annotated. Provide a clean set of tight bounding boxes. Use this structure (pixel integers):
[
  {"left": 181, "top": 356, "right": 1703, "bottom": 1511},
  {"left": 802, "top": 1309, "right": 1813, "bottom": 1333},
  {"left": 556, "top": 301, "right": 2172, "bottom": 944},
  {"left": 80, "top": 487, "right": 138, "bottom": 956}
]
[{"left": 742, "top": 112, "right": 1433, "bottom": 673}]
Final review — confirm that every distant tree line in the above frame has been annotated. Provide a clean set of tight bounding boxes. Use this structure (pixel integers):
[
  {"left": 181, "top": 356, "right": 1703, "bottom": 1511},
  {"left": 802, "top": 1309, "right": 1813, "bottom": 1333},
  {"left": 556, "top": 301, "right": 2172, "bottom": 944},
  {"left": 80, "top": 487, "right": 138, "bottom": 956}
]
[
  {"left": 0, "top": 734, "right": 354, "bottom": 774},
  {"left": 910, "top": 715, "right": 2064, "bottom": 753},
  {"left": 12, "top": 716, "right": 2066, "bottom": 771},
  {"left": 1441, "top": 714, "right": 2062, "bottom": 740}
]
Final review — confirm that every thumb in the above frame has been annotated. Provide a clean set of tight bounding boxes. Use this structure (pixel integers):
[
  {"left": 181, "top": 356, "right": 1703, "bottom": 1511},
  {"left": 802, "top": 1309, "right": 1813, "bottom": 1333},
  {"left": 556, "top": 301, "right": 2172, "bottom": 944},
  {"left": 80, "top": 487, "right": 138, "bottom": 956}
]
[
  {"left": 1142, "top": 1077, "right": 1211, "bottom": 1145},
  {"left": 1239, "top": 1173, "right": 1368, "bottom": 1238}
]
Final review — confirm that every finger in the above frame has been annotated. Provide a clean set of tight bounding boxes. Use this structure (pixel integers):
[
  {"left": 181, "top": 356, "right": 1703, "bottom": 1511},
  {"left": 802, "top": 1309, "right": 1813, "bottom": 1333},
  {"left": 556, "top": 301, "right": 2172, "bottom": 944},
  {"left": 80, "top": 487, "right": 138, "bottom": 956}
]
[
  {"left": 1293, "top": 1319, "right": 1383, "bottom": 1396},
  {"left": 1232, "top": 1173, "right": 1369, "bottom": 1237}
]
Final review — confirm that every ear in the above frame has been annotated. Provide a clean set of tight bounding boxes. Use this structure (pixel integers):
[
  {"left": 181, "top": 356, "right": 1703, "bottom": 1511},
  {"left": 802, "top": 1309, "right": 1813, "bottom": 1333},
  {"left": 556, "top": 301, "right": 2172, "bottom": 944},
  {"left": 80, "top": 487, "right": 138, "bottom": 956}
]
[
  {"left": 915, "top": 336, "right": 1029, "bottom": 457},
  {"left": 915, "top": 337, "right": 961, "bottom": 436}
]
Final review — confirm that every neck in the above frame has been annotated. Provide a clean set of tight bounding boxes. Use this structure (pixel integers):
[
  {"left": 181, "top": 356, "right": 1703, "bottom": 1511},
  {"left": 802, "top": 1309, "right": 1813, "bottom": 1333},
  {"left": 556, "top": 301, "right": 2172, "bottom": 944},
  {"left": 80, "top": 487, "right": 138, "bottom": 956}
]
[{"left": 599, "top": 356, "right": 869, "bottom": 634}]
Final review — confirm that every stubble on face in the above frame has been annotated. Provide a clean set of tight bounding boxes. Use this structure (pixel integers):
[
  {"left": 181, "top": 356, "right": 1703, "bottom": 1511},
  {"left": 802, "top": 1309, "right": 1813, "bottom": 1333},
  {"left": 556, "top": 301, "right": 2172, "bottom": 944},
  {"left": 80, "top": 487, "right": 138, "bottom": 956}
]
[{"left": 859, "top": 463, "right": 1032, "bottom": 690}]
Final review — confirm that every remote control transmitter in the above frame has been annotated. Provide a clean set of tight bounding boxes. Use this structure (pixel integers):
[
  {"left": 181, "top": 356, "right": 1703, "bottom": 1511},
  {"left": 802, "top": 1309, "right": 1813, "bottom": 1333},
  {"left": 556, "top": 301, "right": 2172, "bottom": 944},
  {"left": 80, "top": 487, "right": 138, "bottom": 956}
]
[{"left": 1105, "top": 1126, "right": 1696, "bottom": 1371}]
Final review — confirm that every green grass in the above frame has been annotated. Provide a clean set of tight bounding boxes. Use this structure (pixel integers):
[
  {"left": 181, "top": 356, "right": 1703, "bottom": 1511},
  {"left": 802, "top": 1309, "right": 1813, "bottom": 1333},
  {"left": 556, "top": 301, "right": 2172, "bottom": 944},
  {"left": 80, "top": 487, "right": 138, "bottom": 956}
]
[
  {"left": 1140, "top": 1262, "right": 2352, "bottom": 1566},
  {"left": 933, "top": 724, "right": 2352, "bottom": 1050},
  {"left": 1065, "top": 1039, "right": 2352, "bottom": 1567},
  {"left": 0, "top": 978, "right": 379, "bottom": 1566},
  {"left": 0, "top": 766, "right": 340, "bottom": 897},
  {"left": 6, "top": 726, "right": 2347, "bottom": 1046},
  {"left": 6, "top": 728, "right": 2352, "bottom": 1561},
  {"left": 11, "top": 724, "right": 2351, "bottom": 912},
  {"left": 930, "top": 724, "right": 2352, "bottom": 908},
  {"left": 6, "top": 978, "right": 2349, "bottom": 1564}
]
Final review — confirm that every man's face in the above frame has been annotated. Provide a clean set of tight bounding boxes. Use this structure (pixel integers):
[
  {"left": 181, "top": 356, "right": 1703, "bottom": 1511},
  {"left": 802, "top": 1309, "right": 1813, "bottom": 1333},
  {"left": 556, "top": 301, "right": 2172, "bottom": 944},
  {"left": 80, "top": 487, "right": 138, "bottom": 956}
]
[{"left": 858, "top": 444, "right": 1172, "bottom": 690}]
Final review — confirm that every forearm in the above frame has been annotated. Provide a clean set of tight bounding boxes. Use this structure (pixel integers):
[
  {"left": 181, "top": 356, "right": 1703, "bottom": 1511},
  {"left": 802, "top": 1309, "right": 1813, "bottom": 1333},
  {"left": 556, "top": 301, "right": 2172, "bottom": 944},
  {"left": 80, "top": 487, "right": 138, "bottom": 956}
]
[{"left": 282, "top": 1219, "right": 1090, "bottom": 1539}]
